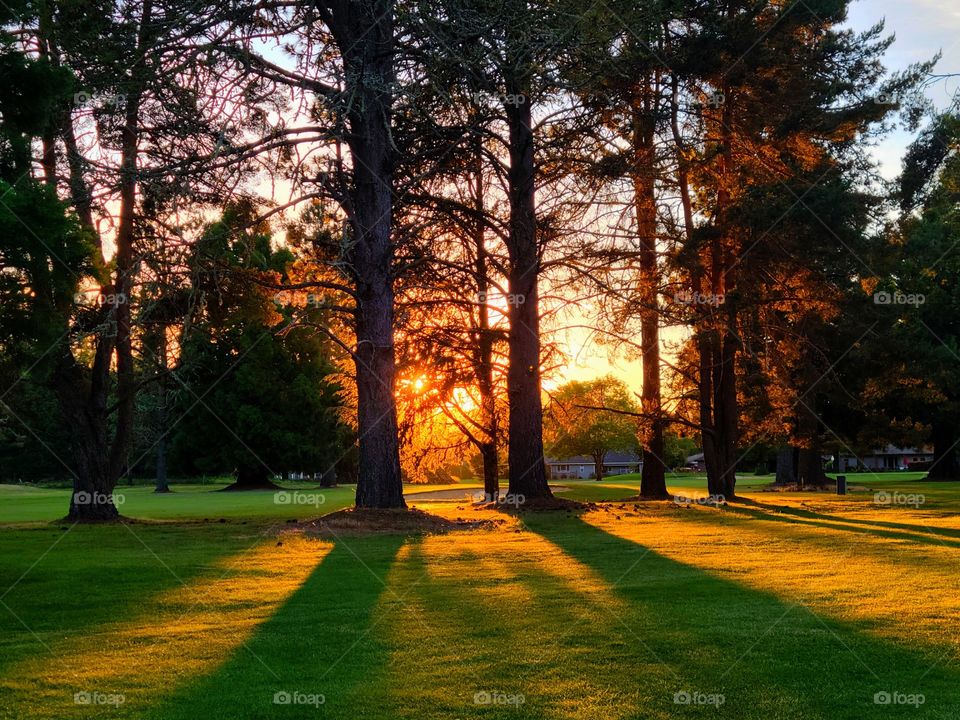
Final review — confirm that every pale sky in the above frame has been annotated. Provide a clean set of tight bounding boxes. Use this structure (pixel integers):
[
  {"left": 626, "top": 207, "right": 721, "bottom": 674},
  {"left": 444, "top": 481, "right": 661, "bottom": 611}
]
[{"left": 848, "top": 0, "right": 960, "bottom": 177}]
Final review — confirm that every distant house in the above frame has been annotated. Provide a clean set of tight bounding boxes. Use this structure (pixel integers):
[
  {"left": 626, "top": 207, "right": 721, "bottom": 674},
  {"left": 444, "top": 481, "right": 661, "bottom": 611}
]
[
  {"left": 684, "top": 452, "right": 705, "bottom": 471},
  {"left": 836, "top": 445, "right": 933, "bottom": 472},
  {"left": 545, "top": 451, "right": 643, "bottom": 480}
]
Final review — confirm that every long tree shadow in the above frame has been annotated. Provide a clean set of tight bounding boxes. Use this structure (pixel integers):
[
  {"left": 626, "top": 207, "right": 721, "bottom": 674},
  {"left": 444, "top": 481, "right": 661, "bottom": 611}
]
[
  {"left": 376, "top": 535, "right": 677, "bottom": 719},
  {"left": 645, "top": 507, "right": 960, "bottom": 652},
  {"left": 363, "top": 522, "right": 927, "bottom": 720},
  {"left": 676, "top": 504, "right": 960, "bottom": 575},
  {"left": 729, "top": 497, "right": 960, "bottom": 545},
  {"left": 715, "top": 500, "right": 960, "bottom": 554},
  {"left": 522, "top": 512, "right": 960, "bottom": 719},
  {"left": 145, "top": 533, "right": 408, "bottom": 720}
]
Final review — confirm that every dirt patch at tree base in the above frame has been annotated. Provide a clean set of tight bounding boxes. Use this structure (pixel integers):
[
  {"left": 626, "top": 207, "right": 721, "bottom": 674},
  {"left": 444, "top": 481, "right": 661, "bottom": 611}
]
[
  {"left": 59, "top": 515, "right": 129, "bottom": 525},
  {"left": 762, "top": 482, "right": 870, "bottom": 493},
  {"left": 294, "top": 506, "right": 504, "bottom": 536},
  {"left": 489, "top": 496, "right": 587, "bottom": 513},
  {"left": 408, "top": 485, "right": 571, "bottom": 502}
]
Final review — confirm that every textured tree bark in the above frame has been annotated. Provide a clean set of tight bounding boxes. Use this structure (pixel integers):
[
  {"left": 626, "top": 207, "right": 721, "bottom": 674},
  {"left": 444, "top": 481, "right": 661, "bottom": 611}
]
[
  {"left": 331, "top": 0, "right": 405, "bottom": 508},
  {"left": 353, "top": 281, "right": 405, "bottom": 507},
  {"left": 52, "top": 354, "right": 120, "bottom": 521},
  {"left": 632, "top": 94, "right": 668, "bottom": 500},
  {"left": 504, "top": 88, "right": 551, "bottom": 500}
]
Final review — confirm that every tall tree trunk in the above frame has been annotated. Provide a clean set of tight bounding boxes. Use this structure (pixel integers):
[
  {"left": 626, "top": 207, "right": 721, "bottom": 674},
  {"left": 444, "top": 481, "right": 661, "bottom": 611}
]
[
  {"left": 795, "top": 400, "right": 826, "bottom": 487},
  {"left": 715, "top": 325, "right": 739, "bottom": 498},
  {"left": 36, "top": 13, "right": 110, "bottom": 519},
  {"left": 927, "top": 420, "right": 960, "bottom": 480},
  {"left": 632, "top": 88, "right": 668, "bottom": 499},
  {"left": 473, "top": 138, "right": 500, "bottom": 502},
  {"left": 37, "top": 4, "right": 58, "bottom": 185},
  {"left": 353, "top": 281, "right": 404, "bottom": 507},
  {"left": 775, "top": 446, "right": 796, "bottom": 485},
  {"left": 503, "top": 77, "right": 550, "bottom": 500},
  {"left": 797, "top": 447, "right": 826, "bottom": 487},
  {"left": 154, "top": 329, "right": 171, "bottom": 493},
  {"left": 35, "top": 16, "right": 118, "bottom": 520},
  {"left": 592, "top": 451, "right": 605, "bottom": 482},
  {"left": 480, "top": 442, "right": 499, "bottom": 498},
  {"left": 155, "top": 434, "right": 169, "bottom": 492},
  {"left": 333, "top": 0, "right": 405, "bottom": 508},
  {"left": 671, "top": 73, "right": 723, "bottom": 498},
  {"left": 107, "top": 0, "right": 154, "bottom": 489},
  {"left": 53, "top": 355, "right": 120, "bottom": 521},
  {"left": 699, "top": 329, "right": 724, "bottom": 496},
  {"left": 57, "top": 0, "right": 154, "bottom": 520},
  {"left": 708, "top": 85, "right": 739, "bottom": 500}
]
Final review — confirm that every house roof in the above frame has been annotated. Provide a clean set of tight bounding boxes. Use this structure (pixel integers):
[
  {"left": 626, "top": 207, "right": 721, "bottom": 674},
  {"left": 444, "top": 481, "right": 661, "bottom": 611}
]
[
  {"left": 545, "top": 451, "right": 642, "bottom": 464},
  {"left": 838, "top": 445, "right": 933, "bottom": 457},
  {"left": 878, "top": 445, "right": 933, "bottom": 455}
]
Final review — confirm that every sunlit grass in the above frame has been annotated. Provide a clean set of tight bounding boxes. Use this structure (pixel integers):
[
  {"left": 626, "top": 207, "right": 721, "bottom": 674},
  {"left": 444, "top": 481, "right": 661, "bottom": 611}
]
[
  {"left": 581, "top": 497, "right": 960, "bottom": 651},
  {"left": 2, "top": 475, "right": 959, "bottom": 718},
  {"left": 374, "top": 510, "right": 667, "bottom": 719}
]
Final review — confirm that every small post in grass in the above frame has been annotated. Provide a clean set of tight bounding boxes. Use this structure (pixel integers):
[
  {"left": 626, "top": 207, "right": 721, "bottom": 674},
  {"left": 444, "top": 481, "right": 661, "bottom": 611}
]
[{"left": 836, "top": 475, "right": 847, "bottom": 495}]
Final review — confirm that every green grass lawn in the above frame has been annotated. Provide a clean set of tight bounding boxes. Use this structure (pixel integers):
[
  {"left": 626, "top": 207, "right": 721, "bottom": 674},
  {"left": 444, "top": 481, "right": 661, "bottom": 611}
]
[
  {"left": 1, "top": 474, "right": 959, "bottom": 718},
  {"left": 0, "top": 481, "right": 481, "bottom": 525}
]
